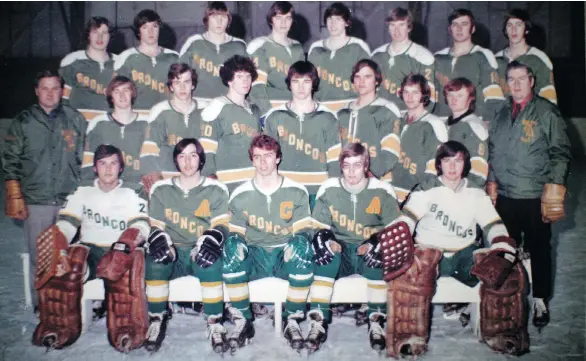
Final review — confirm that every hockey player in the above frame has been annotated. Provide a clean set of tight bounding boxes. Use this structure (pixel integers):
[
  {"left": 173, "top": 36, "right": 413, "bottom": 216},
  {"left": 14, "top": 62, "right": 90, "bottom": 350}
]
[
  {"left": 337, "top": 59, "right": 402, "bottom": 182},
  {"left": 309, "top": 143, "right": 401, "bottom": 352},
  {"left": 114, "top": 9, "right": 179, "bottom": 113},
  {"left": 59, "top": 16, "right": 116, "bottom": 121},
  {"left": 488, "top": 61, "right": 571, "bottom": 332},
  {"left": 390, "top": 74, "right": 448, "bottom": 203},
  {"left": 434, "top": 9, "right": 505, "bottom": 125},
  {"left": 383, "top": 141, "right": 530, "bottom": 358},
  {"left": 308, "top": 2, "right": 371, "bottom": 112},
  {"left": 247, "top": 1, "right": 305, "bottom": 114},
  {"left": 139, "top": 63, "right": 212, "bottom": 194},
  {"left": 264, "top": 60, "right": 341, "bottom": 205},
  {"left": 223, "top": 134, "right": 314, "bottom": 352},
  {"left": 82, "top": 76, "right": 149, "bottom": 194},
  {"left": 201, "top": 55, "right": 262, "bottom": 192},
  {"left": 178, "top": 1, "right": 247, "bottom": 103},
  {"left": 32, "top": 144, "right": 151, "bottom": 352},
  {"left": 144, "top": 138, "right": 230, "bottom": 353},
  {"left": 444, "top": 77, "right": 488, "bottom": 188},
  {"left": 495, "top": 9, "right": 557, "bottom": 105},
  {"left": 371, "top": 8, "right": 436, "bottom": 112}
]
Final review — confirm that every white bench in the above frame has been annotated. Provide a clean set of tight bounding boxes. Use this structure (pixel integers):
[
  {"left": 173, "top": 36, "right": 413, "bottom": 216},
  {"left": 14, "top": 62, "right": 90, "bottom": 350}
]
[{"left": 21, "top": 253, "right": 531, "bottom": 337}]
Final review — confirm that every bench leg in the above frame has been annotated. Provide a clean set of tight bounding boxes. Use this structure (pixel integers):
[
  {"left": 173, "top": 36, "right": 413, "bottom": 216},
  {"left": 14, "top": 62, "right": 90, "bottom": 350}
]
[
  {"left": 274, "top": 302, "right": 282, "bottom": 337},
  {"left": 21, "top": 253, "right": 32, "bottom": 309},
  {"left": 81, "top": 297, "right": 93, "bottom": 334}
]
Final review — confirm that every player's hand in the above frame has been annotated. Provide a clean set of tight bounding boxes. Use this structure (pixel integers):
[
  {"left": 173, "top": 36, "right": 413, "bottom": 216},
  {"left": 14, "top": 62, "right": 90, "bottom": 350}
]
[
  {"left": 191, "top": 229, "right": 223, "bottom": 268},
  {"left": 311, "top": 229, "right": 339, "bottom": 266},
  {"left": 141, "top": 172, "right": 163, "bottom": 195},
  {"left": 359, "top": 234, "right": 382, "bottom": 268},
  {"left": 146, "top": 228, "right": 174, "bottom": 264}
]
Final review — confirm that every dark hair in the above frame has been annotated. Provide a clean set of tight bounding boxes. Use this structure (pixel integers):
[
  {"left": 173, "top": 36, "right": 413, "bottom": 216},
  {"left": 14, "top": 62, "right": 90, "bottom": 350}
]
[
  {"left": 285, "top": 61, "right": 320, "bottom": 94},
  {"left": 443, "top": 77, "right": 476, "bottom": 112},
  {"left": 204, "top": 2, "right": 232, "bottom": 30},
  {"left": 133, "top": 9, "right": 162, "bottom": 40},
  {"left": 324, "top": 2, "right": 351, "bottom": 27},
  {"left": 34, "top": 70, "right": 64, "bottom": 89},
  {"left": 435, "top": 141, "right": 471, "bottom": 178},
  {"left": 173, "top": 138, "right": 206, "bottom": 172},
  {"left": 93, "top": 144, "right": 124, "bottom": 175},
  {"left": 220, "top": 55, "right": 258, "bottom": 86},
  {"left": 249, "top": 134, "right": 282, "bottom": 162},
  {"left": 448, "top": 8, "right": 476, "bottom": 30},
  {"left": 399, "top": 73, "right": 431, "bottom": 107},
  {"left": 503, "top": 9, "right": 532, "bottom": 40},
  {"left": 339, "top": 142, "right": 370, "bottom": 176},
  {"left": 106, "top": 76, "right": 137, "bottom": 108},
  {"left": 267, "top": 1, "right": 295, "bottom": 29},
  {"left": 351, "top": 59, "right": 383, "bottom": 87},
  {"left": 506, "top": 60, "right": 534, "bottom": 81},
  {"left": 84, "top": 16, "right": 111, "bottom": 44},
  {"left": 385, "top": 7, "right": 413, "bottom": 29},
  {"left": 167, "top": 63, "right": 198, "bottom": 91}
]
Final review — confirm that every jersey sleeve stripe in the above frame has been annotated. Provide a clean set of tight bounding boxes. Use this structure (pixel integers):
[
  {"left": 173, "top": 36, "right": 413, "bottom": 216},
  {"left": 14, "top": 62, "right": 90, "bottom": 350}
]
[
  {"left": 380, "top": 172, "right": 393, "bottom": 182},
  {"left": 312, "top": 218, "right": 331, "bottom": 230},
  {"left": 211, "top": 214, "right": 230, "bottom": 229},
  {"left": 58, "top": 211, "right": 82, "bottom": 224},
  {"left": 82, "top": 152, "right": 94, "bottom": 168},
  {"left": 380, "top": 134, "right": 400, "bottom": 157},
  {"left": 216, "top": 167, "right": 256, "bottom": 184},
  {"left": 428, "top": 82, "right": 437, "bottom": 102},
  {"left": 149, "top": 218, "right": 166, "bottom": 230},
  {"left": 483, "top": 85, "right": 505, "bottom": 101},
  {"left": 539, "top": 86, "right": 558, "bottom": 104},
  {"left": 140, "top": 141, "right": 160, "bottom": 158},
  {"left": 63, "top": 86, "right": 72, "bottom": 99},
  {"left": 280, "top": 171, "right": 328, "bottom": 186},
  {"left": 425, "top": 159, "right": 437, "bottom": 175},
  {"left": 56, "top": 220, "right": 78, "bottom": 244},
  {"left": 484, "top": 219, "right": 508, "bottom": 242},
  {"left": 292, "top": 216, "right": 313, "bottom": 234},
  {"left": 470, "top": 157, "right": 489, "bottom": 179},
  {"left": 326, "top": 144, "right": 342, "bottom": 163},
  {"left": 199, "top": 138, "right": 218, "bottom": 153},
  {"left": 229, "top": 223, "right": 247, "bottom": 235},
  {"left": 254, "top": 71, "right": 268, "bottom": 85}
]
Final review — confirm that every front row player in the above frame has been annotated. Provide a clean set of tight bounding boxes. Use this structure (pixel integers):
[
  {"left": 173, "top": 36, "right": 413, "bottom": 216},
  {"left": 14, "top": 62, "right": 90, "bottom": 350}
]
[
  {"left": 382, "top": 141, "right": 529, "bottom": 358},
  {"left": 32, "top": 145, "right": 151, "bottom": 352}
]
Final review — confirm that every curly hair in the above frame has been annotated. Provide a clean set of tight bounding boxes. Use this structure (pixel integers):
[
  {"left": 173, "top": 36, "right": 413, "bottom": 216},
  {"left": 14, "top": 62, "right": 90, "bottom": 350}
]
[{"left": 220, "top": 55, "right": 258, "bottom": 86}]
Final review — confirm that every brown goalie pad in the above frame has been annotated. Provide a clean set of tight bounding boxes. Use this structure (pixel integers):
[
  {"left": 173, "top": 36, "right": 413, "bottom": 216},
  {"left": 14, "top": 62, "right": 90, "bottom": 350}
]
[
  {"left": 380, "top": 221, "right": 415, "bottom": 282},
  {"left": 32, "top": 244, "right": 89, "bottom": 349},
  {"left": 386, "top": 246, "right": 442, "bottom": 359},
  {"left": 35, "top": 225, "right": 70, "bottom": 290},
  {"left": 476, "top": 251, "right": 530, "bottom": 355}
]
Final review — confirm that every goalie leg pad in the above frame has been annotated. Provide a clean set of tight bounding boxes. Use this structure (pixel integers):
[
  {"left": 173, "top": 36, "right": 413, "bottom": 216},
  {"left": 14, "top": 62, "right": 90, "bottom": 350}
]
[
  {"left": 476, "top": 252, "right": 530, "bottom": 355},
  {"left": 104, "top": 248, "right": 149, "bottom": 353},
  {"left": 386, "top": 246, "right": 442, "bottom": 359},
  {"left": 32, "top": 244, "right": 89, "bottom": 349}
]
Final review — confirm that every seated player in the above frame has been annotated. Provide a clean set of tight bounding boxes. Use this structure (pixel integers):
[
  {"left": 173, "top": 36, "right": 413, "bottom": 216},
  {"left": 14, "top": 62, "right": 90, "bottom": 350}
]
[
  {"left": 144, "top": 138, "right": 230, "bottom": 353},
  {"left": 32, "top": 144, "right": 150, "bottom": 353},
  {"left": 382, "top": 140, "right": 529, "bottom": 358},
  {"left": 264, "top": 60, "right": 341, "bottom": 208},
  {"left": 309, "top": 143, "right": 402, "bottom": 352},
  {"left": 223, "top": 134, "right": 314, "bottom": 353}
]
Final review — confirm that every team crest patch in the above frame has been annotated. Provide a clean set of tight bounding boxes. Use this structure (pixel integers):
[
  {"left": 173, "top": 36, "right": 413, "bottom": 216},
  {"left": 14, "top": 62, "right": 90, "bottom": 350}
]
[
  {"left": 61, "top": 129, "right": 76, "bottom": 151},
  {"left": 520, "top": 119, "right": 536, "bottom": 143}
]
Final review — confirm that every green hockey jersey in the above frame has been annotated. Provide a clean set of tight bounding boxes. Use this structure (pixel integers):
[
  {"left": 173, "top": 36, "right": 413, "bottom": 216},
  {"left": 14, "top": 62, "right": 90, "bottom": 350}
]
[
  {"left": 312, "top": 177, "right": 401, "bottom": 244},
  {"left": 264, "top": 103, "right": 341, "bottom": 194},
  {"left": 434, "top": 45, "right": 505, "bottom": 122},
  {"left": 82, "top": 112, "right": 150, "bottom": 192},
  {"left": 114, "top": 47, "right": 179, "bottom": 112},
  {"left": 149, "top": 176, "right": 230, "bottom": 246},
  {"left": 308, "top": 37, "right": 371, "bottom": 112},
  {"left": 246, "top": 36, "right": 305, "bottom": 114},
  {"left": 59, "top": 50, "right": 116, "bottom": 120},
  {"left": 495, "top": 46, "right": 557, "bottom": 105},
  {"left": 201, "top": 96, "right": 262, "bottom": 191},
  {"left": 179, "top": 34, "right": 247, "bottom": 101},
  {"left": 228, "top": 177, "right": 312, "bottom": 248},
  {"left": 447, "top": 111, "right": 488, "bottom": 189},
  {"left": 337, "top": 98, "right": 402, "bottom": 181},
  {"left": 371, "top": 42, "right": 436, "bottom": 112}
]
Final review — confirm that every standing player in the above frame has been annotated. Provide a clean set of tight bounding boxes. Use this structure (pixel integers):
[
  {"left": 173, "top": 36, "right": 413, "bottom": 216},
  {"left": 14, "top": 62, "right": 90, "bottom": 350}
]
[
  {"left": 309, "top": 143, "right": 401, "bottom": 352},
  {"left": 390, "top": 74, "right": 448, "bottom": 203},
  {"left": 201, "top": 55, "right": 262, "bottom": 192},
  {"left": 264, "top": 60, "right": 341, "bottom": 206},
  {"left": 59, "top": 16, "right": 116, "bottom": 121},
  {"left": 308, "top": 2, "right": 371, "bottom": 112},
  {"left": 371, "top": 8, "right": 436, "bottom": 112},
  {"left": 247, "top": 1, "right": 305, "bottom": 114},
  {"left": 32, "top": 144, "right": 150, "bottom": 352},
  {"left": 82, "top": 76, "right": 150, "bottom": 194},
  {"left": 115, "top": 9, "right": 179, "bottom": 113},
  {"left": 337, "top": 59, "right": 402, "bottom": 182},
  {"left": 223, "top": 134, "right": 314, "bottom": 352},
  {"left": 179, "top": 1, "right": 247, "bottom": 103},
  {"left": 495, "top": 9, "right": 557, "bottom": 105},
  {"left": 434, "top": 9, "right": 505, "bottom": 125},
  {"left": 144, "top": 138, "right": 230, "bottom": 353}
]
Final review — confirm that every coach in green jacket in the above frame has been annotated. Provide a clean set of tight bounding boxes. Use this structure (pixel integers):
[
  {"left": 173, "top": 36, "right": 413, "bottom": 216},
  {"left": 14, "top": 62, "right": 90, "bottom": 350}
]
[
  {"left": 487, "top": 61, "right": 571, "bottom": 332},
  {"left": 2, "top": 70, "right": 87, "bottom": 311}
]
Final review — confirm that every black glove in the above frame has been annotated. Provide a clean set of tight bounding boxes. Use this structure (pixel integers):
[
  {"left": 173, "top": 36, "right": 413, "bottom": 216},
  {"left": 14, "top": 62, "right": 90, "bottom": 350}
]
[
  {"left": 146, "top": 228, "right": 174, "bottom": 264},
  {"left": 360, "top": 233, "right": 382, "bottom": 269},
  {"left": 191, "top": 229, "right": 224, "bottom": 268},
  {"left": 311, "top": 229, "right": 336, "bottom": 266}
]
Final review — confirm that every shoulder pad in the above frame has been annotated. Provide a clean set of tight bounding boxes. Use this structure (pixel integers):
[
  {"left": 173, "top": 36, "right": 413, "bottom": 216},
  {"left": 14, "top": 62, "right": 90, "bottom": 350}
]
[
  {"left": 162, "top": 48, "right": 179, "bottom": 56},
  {"left": 471, "top": 45, "right": 498, "bottom": 69},
  {"left": 308, "top": 40, "right": 325, "bottom": 56},
  {"left": 114, "top": 48, "right": 139, "bottom": 70},
  {"left": 461, "top": 113, "right": 488, "bottom": 141},
  {"left": 229, "top": 180, "right": 254, "bottom": 203},
  {"left": 201, "top": 97, "right": 231, "bottom": 122},
  {"left": 367, "top": 178, "right": 398, "bottom": 199},
  {"left": 421, "top": 113, "right": 448, "bottom": 142},
  {"left": 282, "top": 177, "right": 309, "bottom": 196},
  {"left": 315, "top": 178, "right": 341, "bottom": 200},
  {"left": 371, "top": 43, "right": 389, "bottom": 56},
  {"left": 247, "top": 37, "right": 269, "bottom": 55},
  {"left": 150, "top": 178, "right": 174, "bottom": 198},
  {"left": 263, "top": 103, "right": 289, "bottom": 120},
  {"left": 407, "top": 43, "right": 435, "bottom": 65},
  {"left": 179, "top": 34, "right": 204, "bottom": 56},
  {"left": 372, "top": 98, "right": 402, "bottom": 117},
  {"left": 60, "top": 50, "right": 87, "bottom": 67},
  {"left": 434, "top": 47, "right": 450, "bottom": 56},
  {"left": 147, "top": 101, "right": 172, "bottom": 123},
  {"left": 349, "top": 37, "right": 371, "bottom": 55},
  {"left": 110, "top": 53, "right": 119, "bottom": 62},
  {"left": 527, "top": 47, "right": 553, "bottom": 70},
  {"left": 203, "top": 177, "right": 229, "bottom": 196},
  {"left": 86, "top": 114, "right": 110, "bottom": 134}
]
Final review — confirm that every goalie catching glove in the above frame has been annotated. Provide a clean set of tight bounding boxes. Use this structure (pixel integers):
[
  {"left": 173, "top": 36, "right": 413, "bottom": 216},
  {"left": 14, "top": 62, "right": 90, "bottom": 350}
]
[
  {"left": 146, "top": 228, "right": 175, "bottom": 264},
  {"left": 191, "top": 229, "right": 224, "bottom": 268},
  {"left": 311, "top": 229, "right": 337, "bottom": 266},
  {"left": 470, "top": 236, "right": 518, "bottom": 289}
]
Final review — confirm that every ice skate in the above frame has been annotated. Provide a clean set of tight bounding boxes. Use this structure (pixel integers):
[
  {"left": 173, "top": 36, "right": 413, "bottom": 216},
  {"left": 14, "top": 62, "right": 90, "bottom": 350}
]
[{"left": 304, "top": 310, "right": 327, "bottom": 353}]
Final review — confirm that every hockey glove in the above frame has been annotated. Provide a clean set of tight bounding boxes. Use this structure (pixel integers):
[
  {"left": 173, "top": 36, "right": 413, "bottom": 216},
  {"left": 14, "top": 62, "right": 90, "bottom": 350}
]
[
  {"left": 359, "top": 233, "right": 382, "bottom": 269},
  {"left": 311, "top": 229, "right": 337, "bottom": 266},
  {"left": 146, "top": 228, "right": 174, "bottom": 264},
  {"left": 541, "top": 183, "right": 566, "bottom": 223},
  {"left": 191, "top": 229, "right": 224, "bottom": 268},
  {"left": 5, "top": 180, "right": 28, "bottom": 220},
  {"left": 470, "top": 236, "right": 518, "bottom": 289}
]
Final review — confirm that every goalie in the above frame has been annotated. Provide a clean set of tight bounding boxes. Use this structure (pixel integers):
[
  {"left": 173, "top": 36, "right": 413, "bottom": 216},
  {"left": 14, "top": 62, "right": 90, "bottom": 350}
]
[
  {"left": 382, "top": 140, "right": 530, "bottom": 358},
  {"left": 32, "top": 144, "right": 150, "bottom": 352}
]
